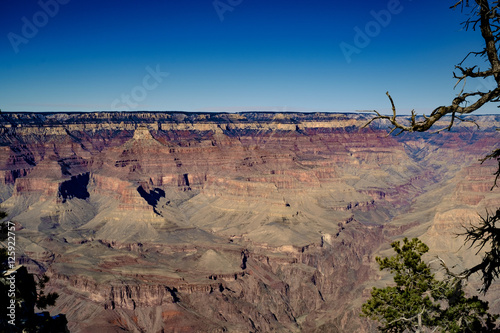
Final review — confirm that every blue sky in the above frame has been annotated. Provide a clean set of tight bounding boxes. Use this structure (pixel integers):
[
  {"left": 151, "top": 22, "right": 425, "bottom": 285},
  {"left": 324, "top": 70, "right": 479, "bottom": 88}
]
[{"left": 0, "top": 0, "right": 497, "bottom": 114}]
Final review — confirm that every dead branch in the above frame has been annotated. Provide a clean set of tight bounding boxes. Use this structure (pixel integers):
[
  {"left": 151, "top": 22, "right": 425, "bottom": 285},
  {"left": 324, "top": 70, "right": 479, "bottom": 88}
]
[
  {"left": 480, "top": 147, "right": 500, "bottom": 189},
  {"left": 365, "top": 0, "right": 500, "bottom": 133},
  {"left": 460, "top": 208, "right": 500, "bottom": 293}
]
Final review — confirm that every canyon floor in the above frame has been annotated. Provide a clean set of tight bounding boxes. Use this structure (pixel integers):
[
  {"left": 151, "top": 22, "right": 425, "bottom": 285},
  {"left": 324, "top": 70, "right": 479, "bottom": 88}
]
[{"left": 1, "top": 112, "right": 499, "bottom": 332}]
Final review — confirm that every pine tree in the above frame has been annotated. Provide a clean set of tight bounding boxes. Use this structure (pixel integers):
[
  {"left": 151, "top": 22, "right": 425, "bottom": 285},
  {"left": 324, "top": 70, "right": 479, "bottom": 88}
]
[{"left": 361, "top": 238, "right": 499, "bottom": 332}]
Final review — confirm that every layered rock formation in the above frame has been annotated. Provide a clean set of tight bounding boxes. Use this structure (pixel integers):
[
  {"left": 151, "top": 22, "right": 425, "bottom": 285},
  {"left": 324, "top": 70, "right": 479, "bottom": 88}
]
[{"left": 0, "top": 112, "right": 499, "bottom": 332}]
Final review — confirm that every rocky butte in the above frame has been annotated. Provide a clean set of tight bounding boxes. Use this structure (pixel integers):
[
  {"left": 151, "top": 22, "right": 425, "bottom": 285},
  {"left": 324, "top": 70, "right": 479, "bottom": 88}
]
[{"left": 0, "top": 111, "right": 499, "bottom": 332}]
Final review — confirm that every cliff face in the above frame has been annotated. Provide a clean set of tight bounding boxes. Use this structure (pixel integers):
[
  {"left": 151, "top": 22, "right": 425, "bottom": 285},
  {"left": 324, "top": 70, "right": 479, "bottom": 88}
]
[{"left": 1, "top": 112, "right": 499, "bottom": 332}]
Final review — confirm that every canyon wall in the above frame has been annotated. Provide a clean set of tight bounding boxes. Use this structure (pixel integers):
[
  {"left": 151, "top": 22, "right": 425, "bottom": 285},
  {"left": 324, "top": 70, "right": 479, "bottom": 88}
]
[{"left": 0, "top": 112, "right": 499, "bottom": 332}]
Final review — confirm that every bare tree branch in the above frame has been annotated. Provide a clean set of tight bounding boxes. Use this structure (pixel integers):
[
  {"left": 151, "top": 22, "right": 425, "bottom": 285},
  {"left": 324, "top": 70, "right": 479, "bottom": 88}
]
[
  {"left": 365, "top": 0, "right": 500, "bottom": 133},
  {"left": 460, "top": 208, "right": 500, "bottom": 293},
  {"left": 480, "top": 146, "right": 500, "bottom": 189}
]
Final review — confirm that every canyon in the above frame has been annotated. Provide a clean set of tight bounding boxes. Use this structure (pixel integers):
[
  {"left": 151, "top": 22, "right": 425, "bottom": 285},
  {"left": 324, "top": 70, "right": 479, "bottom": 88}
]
[{"left": 0, "top": 111, "right": 499, "bottom": 332}]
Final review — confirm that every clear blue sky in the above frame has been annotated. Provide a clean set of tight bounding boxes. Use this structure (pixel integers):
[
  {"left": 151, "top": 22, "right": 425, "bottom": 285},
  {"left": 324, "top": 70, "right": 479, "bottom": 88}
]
[{"left": 0, "top": 0, "right": 497, "bottom": 114}]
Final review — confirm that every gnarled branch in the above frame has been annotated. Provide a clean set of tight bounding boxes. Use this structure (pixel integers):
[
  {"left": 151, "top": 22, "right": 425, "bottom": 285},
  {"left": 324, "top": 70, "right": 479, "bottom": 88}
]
[
  {"left": 460, "top": 208, "right": 500, "bottom": 293},
  {"left": 365, "top": 0, "right": 500, "bottom": 133}
]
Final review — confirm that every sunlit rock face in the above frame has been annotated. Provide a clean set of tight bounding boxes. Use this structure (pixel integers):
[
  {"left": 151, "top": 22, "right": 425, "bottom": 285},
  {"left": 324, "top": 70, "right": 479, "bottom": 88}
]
[{"left": 1, "top": 112, "right": 499, "bottom": 332}]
